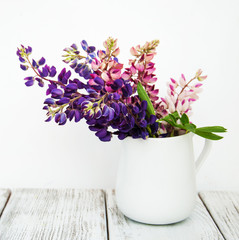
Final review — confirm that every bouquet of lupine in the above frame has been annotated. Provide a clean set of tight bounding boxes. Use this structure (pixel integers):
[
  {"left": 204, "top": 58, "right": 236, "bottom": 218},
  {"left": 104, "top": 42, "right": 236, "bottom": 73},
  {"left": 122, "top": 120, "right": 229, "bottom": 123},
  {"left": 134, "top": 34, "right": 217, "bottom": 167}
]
[{"left": 17, "top": 37, "right": 226, "bottom": 141}]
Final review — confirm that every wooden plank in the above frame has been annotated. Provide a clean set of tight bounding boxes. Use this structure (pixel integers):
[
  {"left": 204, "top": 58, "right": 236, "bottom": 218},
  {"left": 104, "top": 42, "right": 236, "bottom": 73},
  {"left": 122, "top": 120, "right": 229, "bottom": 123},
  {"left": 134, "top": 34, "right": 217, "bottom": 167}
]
[
  {"left": 106, "top": 190, "right": 224, "bottom": 240},
  {"left": 0, "top": 189, "right": 107, "bottom": 240},
  {"left": 0, "top": 189, "right": 10, "bottom": 217},
  {"left": 200, "top": 191, "right": 239, "bottom": 240}
]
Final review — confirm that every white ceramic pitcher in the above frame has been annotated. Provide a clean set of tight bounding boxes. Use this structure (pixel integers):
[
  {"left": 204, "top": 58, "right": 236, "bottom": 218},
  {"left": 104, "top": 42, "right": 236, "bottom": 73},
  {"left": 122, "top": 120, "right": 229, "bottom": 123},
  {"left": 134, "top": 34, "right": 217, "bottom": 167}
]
[{"left": 115, "top": 132, "right": 212, "bottom": 225}]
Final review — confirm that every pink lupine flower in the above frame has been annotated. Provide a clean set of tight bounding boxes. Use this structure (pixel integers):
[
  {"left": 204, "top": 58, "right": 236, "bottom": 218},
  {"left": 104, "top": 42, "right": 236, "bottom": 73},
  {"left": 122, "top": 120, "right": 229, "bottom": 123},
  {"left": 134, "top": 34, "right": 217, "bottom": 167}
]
[
  {"left": 169, "top": 84, "right": 174, "bottom": 91},
  {"left": 121, "top": 71, "right": 131, "bottom": 80},
  {"left": 181, "top": 74, "right": 186, "bottom": 81},
  {"left": 145, "top": 65, "right": 156, "bottom": 75},
  {"left": 110, "top": 69, "right": 121, "bottom": 80},
  {"left": 150, "top": 89, "right": 159, "bottom": 95},
  {"left": 105, "top": 85, "right": 113, "bottom": 92},
  {"left": 98, "top": 50, "right": 106, "bottom": 60},
  {"left": 181, "top": 100, "right": 189, "bottom": 112},
  {"left": 168, "top": 101, "right": 176, "bottom": 113},
  {"left": 108, "top": 60, "right": 114, "bottom": 69},
  {"left": 143, "top": 74, "right": 157, "bottom": 83},
  {"left": 91, "top": 58, "right": 101, "bottom": 71},
  {"left": 112, "top": 47, "right": 120, "bottom": 57},
  {"left": 179, "top": 75, "right": 186, "bottom": 87},
  {"left": 130, "top": 64, "right": 137, "bottom": 74},
  {"left": 101, "top": 71, "right": 110, "bottom": 81},
  {"left": 192, "top": 87, "right": 203, "bottom": 94},
  {"left": 194, "top": 83, "right": 203, "bottom": 88},
  {"left": 178, "top": 91, "right": 188, "bottom": 100},
  {"left": 150, "top": 95, "right": 159, "bottom": 101},
  {"left": 176, "top": 101, "right": 182, "bottom": 112},
  {"left": 130, "top": 47, "right": 138, "bottom": 56},
  {"left": 103, "top": 40, "right": 108, "bottom": 49},
  {"left": 145, "top": 53, "right": 154, "bottom": 62},
  {"left": 136, "top": 63, "right": 144, "bottom": 72},
  {"left": 88, "top": 79, "right": 96, "bottom": 86},
  {"left": 99, "top": 61, "right": 107, "bottom": 71}
]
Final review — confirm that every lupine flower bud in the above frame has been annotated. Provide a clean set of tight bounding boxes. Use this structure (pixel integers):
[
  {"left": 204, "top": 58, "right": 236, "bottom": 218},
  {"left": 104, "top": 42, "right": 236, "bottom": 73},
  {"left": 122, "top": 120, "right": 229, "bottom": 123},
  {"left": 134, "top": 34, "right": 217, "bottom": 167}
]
[
  {"left": 45, "top": 116, "right": 52, "bottom": 122},
  {"left": 197, "top": 75, "right": 207, "bottom": 81},
  {"left": 38, "top": 57, "right": 46, "bottom": 65},
  {"left": 195, "top": 69, "right": 203, "bottom": 78},
  {"left": 19, "top": 57, "right": 25, "bottom": 63},
  {"left": 20, "top": 64, "right": 28, "bottom": 71},
  {"left": 44, "top": 98, "right": 55, "bottom": 105},
  {"left": 25, "top": 79, "right": 34, "bottom": 86}
]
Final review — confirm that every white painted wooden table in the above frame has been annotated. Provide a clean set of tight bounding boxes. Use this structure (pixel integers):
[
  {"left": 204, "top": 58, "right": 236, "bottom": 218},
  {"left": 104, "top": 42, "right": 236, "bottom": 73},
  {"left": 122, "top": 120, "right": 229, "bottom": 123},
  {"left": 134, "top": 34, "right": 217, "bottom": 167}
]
[{"left": 0, "top": 189, "right": 238, "bottom": 240}]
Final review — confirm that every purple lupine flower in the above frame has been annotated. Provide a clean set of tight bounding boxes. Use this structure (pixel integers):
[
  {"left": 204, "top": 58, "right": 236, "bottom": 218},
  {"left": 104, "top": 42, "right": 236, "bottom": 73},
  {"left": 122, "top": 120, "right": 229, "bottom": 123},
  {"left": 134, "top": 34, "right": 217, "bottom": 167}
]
[
  {"left": 58, "top": 68, "right": 71, "bottom": 84},
  {"left": 49, "top": 66, "right": 57, "bottom": 77},
  {"left": 32, "top": 59, "right": 38, "bottom": 68},
  {"left": 56, "top": 97, "right": 70, "bottom": 105},
  {"left": 81, "top": 40, "right": 88, "bottom": 51},
  {"left": 51, "top": 88, "right": 63, "bottom": 98}
]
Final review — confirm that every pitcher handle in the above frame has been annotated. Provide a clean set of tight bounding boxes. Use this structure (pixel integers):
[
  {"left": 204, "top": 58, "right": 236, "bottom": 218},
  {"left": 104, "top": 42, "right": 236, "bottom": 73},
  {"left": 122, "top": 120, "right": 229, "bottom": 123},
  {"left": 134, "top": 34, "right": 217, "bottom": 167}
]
[{"left": 193, "top": 135, "right": 213, "bottom": 173}]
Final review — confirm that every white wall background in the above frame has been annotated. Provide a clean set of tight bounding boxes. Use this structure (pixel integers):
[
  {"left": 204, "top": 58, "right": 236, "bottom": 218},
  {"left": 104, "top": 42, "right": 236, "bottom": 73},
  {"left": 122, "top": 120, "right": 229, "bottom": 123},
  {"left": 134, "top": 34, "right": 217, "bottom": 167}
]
[{"left": 0, "top": 0, "right": 238, "bottom": 190}]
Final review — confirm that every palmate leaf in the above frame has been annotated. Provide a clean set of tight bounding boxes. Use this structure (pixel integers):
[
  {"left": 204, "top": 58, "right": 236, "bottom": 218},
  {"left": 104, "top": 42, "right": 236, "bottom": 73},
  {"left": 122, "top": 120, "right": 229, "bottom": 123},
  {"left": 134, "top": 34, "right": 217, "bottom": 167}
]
[{"left": 137, "top": 82, "right": 155, "bottom": 116}]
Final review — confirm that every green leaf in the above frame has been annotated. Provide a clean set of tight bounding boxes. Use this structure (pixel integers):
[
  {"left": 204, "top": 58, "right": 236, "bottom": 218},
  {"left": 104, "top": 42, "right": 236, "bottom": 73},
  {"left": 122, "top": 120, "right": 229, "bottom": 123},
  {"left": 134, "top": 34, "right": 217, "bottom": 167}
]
[
  {"left": 160, "top": 115, "right": 177, "bottom": 127},
  {"left": 194, "top": 129, "right": 223, "bottom": 140},
  {"left": 171, "top": 111, "right": 180, "bottom": 120},
  {"left": 168, "top": 114, "right": 177, "bottom": 123},
  {"left": 196, "top": 126, "right": 227, "bottom": 133},
  {"left": 184, "top": 123, "right": 197, "bottom": 132},
  {"left": 180, "top": 113, "right": 189, "bottom": 125},
  {"left": 137, "top": 82, "right": 155, "bottom": 116}
]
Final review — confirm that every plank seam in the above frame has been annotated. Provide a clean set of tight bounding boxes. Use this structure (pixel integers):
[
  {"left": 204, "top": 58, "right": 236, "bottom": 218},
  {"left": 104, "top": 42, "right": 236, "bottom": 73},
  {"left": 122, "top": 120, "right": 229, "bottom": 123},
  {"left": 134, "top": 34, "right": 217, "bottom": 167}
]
[
  {"left": 0, "top": 190, "right": 11, "bottom": 219},
  {"left": 199, "top": 193, "right": 226, "bottom": 240},
  {"left": 103, "top": 190, "right": 110, "bottom": 240}
]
